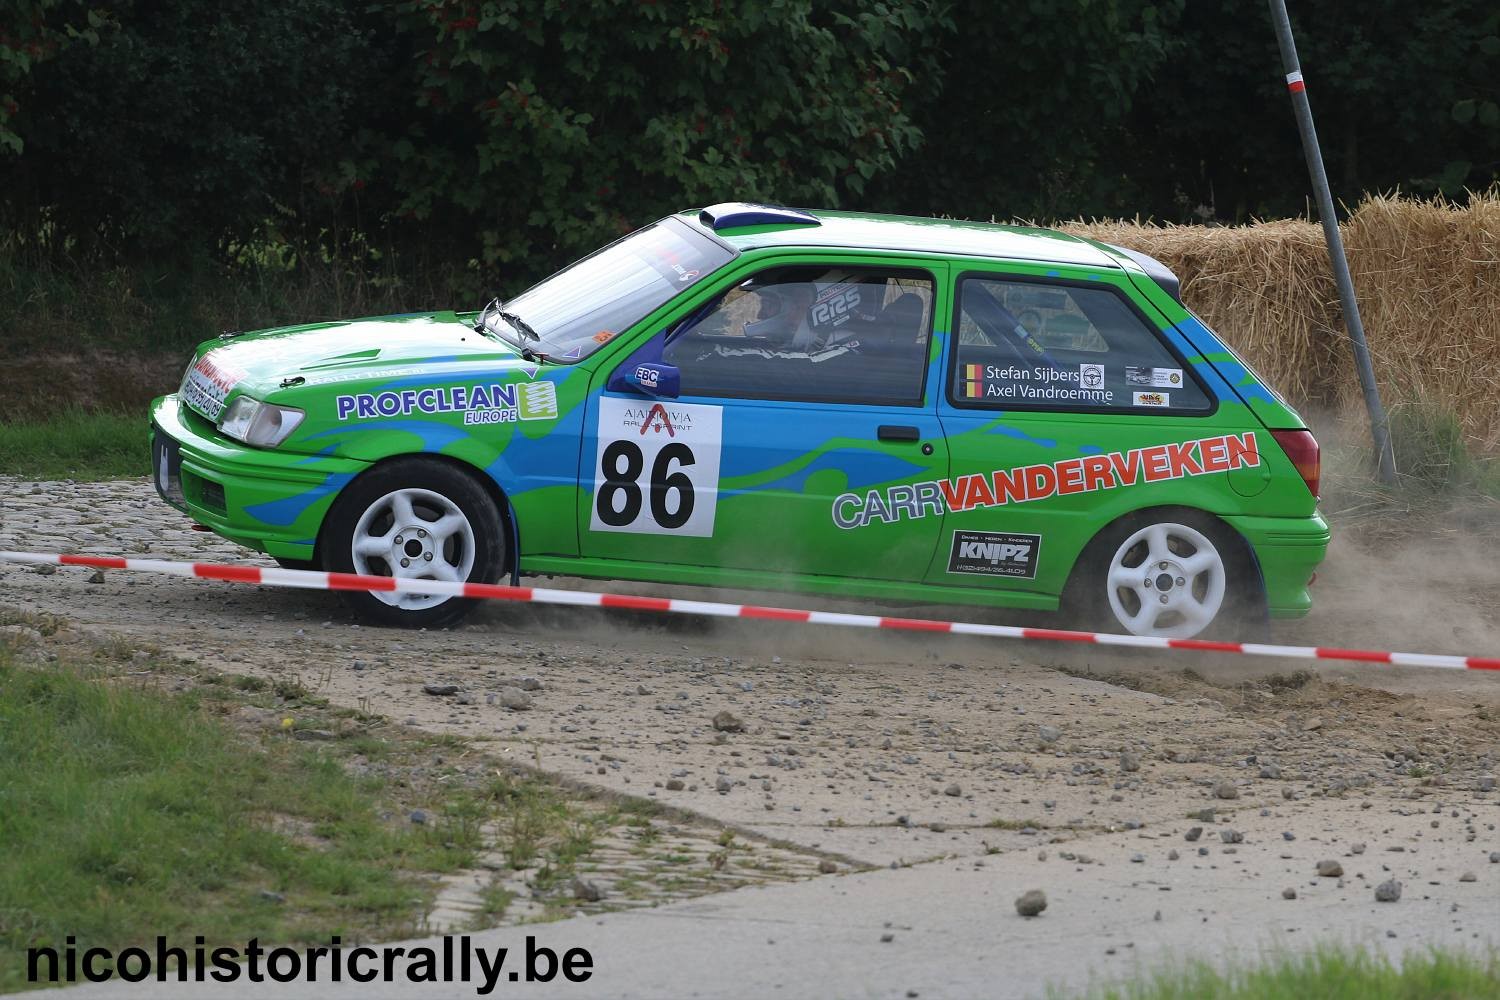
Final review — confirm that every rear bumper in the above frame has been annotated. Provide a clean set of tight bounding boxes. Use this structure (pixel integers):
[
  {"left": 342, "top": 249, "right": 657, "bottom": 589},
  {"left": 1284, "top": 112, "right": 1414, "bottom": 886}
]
[
  {"left": 150, "top": 395, "right": 367, "bottom": 560},
  {"left": 1223, "top": 511, "right": 1330, "bottom": 618}
]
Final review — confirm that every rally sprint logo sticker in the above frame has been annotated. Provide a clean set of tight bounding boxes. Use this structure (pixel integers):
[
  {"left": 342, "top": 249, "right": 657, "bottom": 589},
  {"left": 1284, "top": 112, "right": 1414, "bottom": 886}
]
[
  {"left": 833, "top": 432, "right": 1260, "bottom": 530},
  {"left": 335, "top": 381, "right": 558, "bottom": 425},
  {"left": 590, "top": 398, "right": 723, "bottom": 537}
]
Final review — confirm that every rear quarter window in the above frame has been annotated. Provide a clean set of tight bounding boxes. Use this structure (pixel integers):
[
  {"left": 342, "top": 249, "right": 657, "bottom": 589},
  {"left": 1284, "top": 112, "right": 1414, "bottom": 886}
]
[{"left": 950, "top": 276, "right": 1214, "bottom": 415}]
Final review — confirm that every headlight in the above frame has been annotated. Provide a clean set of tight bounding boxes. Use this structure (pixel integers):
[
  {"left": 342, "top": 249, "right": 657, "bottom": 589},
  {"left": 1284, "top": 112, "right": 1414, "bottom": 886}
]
[{"left": 218, "top": 396, "right": 305, "bottom": 447}]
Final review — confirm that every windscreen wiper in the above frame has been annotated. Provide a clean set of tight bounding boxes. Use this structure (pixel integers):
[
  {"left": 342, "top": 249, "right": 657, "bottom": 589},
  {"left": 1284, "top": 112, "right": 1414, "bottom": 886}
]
[
  {"left": 496, "top": 310, "right": 540, "bottom": 344},
  {"left": 475, "top": 297, "right": 501, "bottom": 334}
]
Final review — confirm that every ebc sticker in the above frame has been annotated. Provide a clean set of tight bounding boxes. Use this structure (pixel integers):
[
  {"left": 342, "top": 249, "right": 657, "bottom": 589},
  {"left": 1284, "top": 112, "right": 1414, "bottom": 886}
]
[
  {"left": 591, "top": 397, "right": 723, "bottom": 537},
  {"left": 947, "top": 530, "right": 1040, "bottom": 579}
]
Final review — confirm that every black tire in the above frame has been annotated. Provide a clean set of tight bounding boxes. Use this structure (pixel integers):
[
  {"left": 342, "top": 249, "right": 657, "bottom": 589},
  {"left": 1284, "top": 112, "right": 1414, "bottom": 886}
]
[
  {"left": 319, "top": 458, "right": 506, "bottom": 629},
  {"left": 1062, "top": 507, "right": 1266, "bottom": 641},
  {"left": 273, "top": 557, "right": 318, "bottom": 571}
]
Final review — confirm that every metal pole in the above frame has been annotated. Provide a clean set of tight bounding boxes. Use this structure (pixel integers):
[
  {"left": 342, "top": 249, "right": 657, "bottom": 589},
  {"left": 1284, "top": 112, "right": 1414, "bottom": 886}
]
[{"left": 1267, "top": 0, "right": 1396, "bottom": 483}]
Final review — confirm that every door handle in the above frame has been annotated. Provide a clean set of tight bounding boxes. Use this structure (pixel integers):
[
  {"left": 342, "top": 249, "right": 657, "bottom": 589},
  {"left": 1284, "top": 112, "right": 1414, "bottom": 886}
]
[{"left": 877, "top": 425, "right": 921, "bottom": 442}]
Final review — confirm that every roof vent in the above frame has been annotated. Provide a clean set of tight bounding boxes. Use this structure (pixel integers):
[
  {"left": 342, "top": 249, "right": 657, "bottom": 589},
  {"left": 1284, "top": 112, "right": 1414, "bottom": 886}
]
[{"left": 699, "top": 202, "right": 819, "bottom": 232}]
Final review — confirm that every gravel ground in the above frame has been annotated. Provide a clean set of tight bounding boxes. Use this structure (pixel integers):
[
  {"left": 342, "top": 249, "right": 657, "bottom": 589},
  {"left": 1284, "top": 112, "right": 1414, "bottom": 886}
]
[{"left": 3, "top": 477, "right": 1499, "bottom": 996}]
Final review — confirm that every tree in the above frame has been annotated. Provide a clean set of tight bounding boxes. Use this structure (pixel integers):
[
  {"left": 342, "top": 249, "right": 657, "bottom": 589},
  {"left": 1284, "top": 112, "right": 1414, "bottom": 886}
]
[{"left": 373, "top": 0, "right": 949, "bottom": 274}]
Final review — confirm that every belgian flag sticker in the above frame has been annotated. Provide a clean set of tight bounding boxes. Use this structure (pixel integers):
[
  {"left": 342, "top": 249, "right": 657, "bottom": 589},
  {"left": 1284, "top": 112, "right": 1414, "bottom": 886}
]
[{"left": 961, "top": 363, "right": 984, "bottom": 399}]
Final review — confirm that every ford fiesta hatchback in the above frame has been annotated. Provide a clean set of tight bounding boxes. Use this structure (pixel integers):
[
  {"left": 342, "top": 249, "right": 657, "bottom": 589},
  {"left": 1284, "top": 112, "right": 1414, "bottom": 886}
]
[{"left": 151, "top": 203, "right": 1327, "bottom": 636}]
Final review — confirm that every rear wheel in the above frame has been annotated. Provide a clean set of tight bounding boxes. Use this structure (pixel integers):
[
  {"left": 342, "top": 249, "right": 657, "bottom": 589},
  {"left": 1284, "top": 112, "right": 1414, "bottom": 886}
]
[
  {"left": 1067, "top": 510, "right": 1263, "bottom": 640},
  {"left": 320, "top": 458, "right": 506, "bottom": 628}
]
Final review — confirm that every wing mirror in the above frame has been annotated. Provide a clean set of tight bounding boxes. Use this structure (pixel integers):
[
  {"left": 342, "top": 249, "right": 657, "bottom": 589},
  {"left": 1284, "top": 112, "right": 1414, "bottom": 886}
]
[{"left": 612, "top": 362, "right": 680, "bottom": 399}]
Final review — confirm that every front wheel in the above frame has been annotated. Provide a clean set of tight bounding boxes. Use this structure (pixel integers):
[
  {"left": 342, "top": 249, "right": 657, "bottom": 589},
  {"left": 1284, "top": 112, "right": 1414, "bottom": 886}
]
[
  {"left": 1066, "top": 510, "right": 1263, "bottom": 640},
  {"left": 320, "top": 458, "right": 506, "bottom": 628}
]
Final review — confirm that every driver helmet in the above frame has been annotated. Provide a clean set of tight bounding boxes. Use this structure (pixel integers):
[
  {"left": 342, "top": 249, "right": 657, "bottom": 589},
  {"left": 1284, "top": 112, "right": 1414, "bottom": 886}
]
[{"left": 743, "top": 281, "right": 817, "bottom": 346}]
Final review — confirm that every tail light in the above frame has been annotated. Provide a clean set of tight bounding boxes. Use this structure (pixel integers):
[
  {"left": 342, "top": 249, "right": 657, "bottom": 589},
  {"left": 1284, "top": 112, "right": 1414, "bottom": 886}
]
[{"left": 1270, "top": 429, "right": 1320, "bottom": 499}]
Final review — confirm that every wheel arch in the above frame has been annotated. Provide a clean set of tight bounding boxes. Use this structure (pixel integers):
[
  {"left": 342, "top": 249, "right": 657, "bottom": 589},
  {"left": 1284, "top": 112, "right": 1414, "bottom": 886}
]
[
  {"left": 1061, "top": 503, "right": 1265, "bottom": 612},
  {"left": 313, "top": 452, "right": 519, "bottom": 578}
]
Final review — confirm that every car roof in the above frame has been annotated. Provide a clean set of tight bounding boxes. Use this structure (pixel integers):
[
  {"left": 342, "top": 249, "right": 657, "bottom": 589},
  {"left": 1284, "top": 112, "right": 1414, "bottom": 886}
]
[{"left": 680, "top": 206, "right": 1120, "bottom": 270}]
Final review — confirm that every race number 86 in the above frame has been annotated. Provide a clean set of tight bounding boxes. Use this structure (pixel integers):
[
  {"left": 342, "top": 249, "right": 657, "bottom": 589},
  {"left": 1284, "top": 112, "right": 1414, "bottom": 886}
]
[
  {"left": 590, "top": 398, "right": 722, "bottom": 537},
  {"left": 596, "top": 440, "right": 696, "bottom": 530}
]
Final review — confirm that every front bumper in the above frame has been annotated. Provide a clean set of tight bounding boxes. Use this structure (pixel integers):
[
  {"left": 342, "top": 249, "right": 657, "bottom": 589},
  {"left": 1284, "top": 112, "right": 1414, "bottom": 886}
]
[
  {"left": 150, "top": 394, "right": 368, "bottom": 561},
  {"left": 1223, "top": 511, "right": 1330, "bottom": 618}
]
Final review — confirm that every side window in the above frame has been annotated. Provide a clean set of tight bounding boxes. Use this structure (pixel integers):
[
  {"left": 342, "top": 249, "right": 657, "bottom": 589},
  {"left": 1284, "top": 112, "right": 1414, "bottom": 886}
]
[
  {"left": 661, "top": 266, "right": 933, "bottom": 405},
  {"left": 951, "top": 277, "right": 1212, "bottom": 413}
]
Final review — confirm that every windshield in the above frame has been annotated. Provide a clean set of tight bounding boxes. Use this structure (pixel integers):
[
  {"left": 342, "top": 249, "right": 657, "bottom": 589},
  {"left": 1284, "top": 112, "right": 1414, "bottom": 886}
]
[{"left": 484, "top": 218, "right": 733, "bottom": 362}]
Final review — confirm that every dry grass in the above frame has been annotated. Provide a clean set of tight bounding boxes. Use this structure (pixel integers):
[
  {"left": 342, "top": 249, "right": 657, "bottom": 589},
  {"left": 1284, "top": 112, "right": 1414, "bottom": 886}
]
[{"left": 1062, "top": 190, "right": 1500, "bottom": 453}]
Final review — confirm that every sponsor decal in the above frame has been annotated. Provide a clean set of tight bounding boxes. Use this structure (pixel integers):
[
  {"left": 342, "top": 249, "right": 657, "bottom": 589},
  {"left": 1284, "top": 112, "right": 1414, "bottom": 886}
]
[
  {"left": 961, "top": 363, "right": 985, "bottom": 399},
  {"left": 592, "top": 330, "right": 616, "bottom": 344},
  {"left": 304, "top": 366, "right": 428, "bottom": 387},
  {"left": 809, "top": 282, "right": 862, "bottom": 329},
  {"left": 956, "top": 363, "right": 1114, "bottom": 405},
  {"left": 1125, "top": 366, "right": 1182, "bottom": 388},
  {"left": 304, "top": 366, "right": 432, "bottom": 387},
  {"left": 1132, "top": 391, "right": 1170, "bottom": 407},
  {"left": 831, "top": 432, "right": 1260, "bottom": 530},
  {"left": 635, "top": 366, "right": 660, "bottom": 389},
  {"left": 516, "top": 381, "right": 559, "bottom": 420},
  {"left": 591, "top": 398, "right": 723, "bottom": 537},
  {"left": 637, "top": 403, "right": 678, "bottom": 436},
  {"left": 947, "top": 530, "right": 1041, "bottom": 579},
  {"left": 181, "top": 352, "right": 245, "bottom": 421},
  {"left": 334, "top": 380, "right": 557, "bottom": 424}
]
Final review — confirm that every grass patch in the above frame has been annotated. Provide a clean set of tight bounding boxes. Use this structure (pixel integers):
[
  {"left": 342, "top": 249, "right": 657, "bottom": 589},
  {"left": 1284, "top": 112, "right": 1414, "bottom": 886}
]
[
  {"left": 986, "top": 818, "right": 1042, "bottom": 831},
  {"left": 0, "top": 410, "right": 147, "bottom": 481},
  {"left": 1076, "top": 946, "right": 1500, "bottom": 1000},
  {"left": 1385, "top": 400, "right": 1500, "bottom": 498},
  {"left": 0, "top": 641, "right": 508, "bottom": 992}
]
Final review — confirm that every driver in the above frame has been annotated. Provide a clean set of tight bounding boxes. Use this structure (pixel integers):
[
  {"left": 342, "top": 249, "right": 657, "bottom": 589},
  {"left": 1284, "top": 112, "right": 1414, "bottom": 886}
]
[{"left": 742, "top": 281, "right": 819, "bottom": 349}]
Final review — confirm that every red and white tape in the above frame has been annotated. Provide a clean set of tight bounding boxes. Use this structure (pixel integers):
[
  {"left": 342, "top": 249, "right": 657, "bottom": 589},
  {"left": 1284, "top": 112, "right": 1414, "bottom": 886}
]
[{"left": 3, "top": 550, "right": 1498, "bottom": 672}]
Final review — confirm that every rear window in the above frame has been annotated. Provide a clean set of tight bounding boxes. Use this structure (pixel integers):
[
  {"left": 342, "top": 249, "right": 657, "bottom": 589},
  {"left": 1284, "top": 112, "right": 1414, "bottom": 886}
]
[{"left": 950, "top": 277, "right": 1213, "bottom": 414}]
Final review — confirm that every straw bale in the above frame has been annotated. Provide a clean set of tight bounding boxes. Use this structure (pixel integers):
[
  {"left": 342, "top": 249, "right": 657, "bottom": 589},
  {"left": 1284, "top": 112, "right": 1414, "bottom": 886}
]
[{"left": 1060, "top": 191, "right": 1500, "bottom": 451}]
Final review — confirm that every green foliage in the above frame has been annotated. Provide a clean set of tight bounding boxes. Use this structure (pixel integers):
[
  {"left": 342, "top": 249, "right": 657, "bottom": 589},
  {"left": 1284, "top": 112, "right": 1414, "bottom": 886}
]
[
  {"left": 870, "top": 0, "right": 1187, "bottom": 221},
  {"left": 7, "top": 0, "right": 383, "bottom": 258},
  {"left": 2, "top": 0, "right": 1498, "bottom": 292},
  {"left": 375, "top": 0, "right": 948, "bottom": 271},
  {"left": 0, "top": 1, "right": 104, "bottom": 154},
  {"left": 1117, "top": 1, "right": 1500, "bottom": 219}
]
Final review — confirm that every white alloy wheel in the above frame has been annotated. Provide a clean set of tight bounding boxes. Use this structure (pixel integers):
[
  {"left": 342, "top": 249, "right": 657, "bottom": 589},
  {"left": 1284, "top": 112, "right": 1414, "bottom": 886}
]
[
  {"left": 1105, "top": 521, "right": 1227, "bottom": 639},
  {"left": 350, "top": 488, "right": 476, "bottom": 610}
]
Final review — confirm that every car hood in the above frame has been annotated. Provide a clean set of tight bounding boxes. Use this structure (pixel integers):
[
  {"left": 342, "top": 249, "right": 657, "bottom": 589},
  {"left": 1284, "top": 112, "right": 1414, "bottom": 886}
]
[{"left": 180, "top": 312, "right": 537, "bottom": 419}]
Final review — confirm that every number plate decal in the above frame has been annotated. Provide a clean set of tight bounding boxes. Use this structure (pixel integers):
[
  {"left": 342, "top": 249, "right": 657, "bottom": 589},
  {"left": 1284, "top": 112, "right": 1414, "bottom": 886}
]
[{"left": 590, "top": 398, "right": 723, "bottom": 536}]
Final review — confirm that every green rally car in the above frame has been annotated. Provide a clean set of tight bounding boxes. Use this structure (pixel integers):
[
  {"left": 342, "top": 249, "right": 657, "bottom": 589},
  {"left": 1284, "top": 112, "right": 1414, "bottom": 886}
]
[{"left": 151, "top": 203, "right": 1328, "bottom": 636}]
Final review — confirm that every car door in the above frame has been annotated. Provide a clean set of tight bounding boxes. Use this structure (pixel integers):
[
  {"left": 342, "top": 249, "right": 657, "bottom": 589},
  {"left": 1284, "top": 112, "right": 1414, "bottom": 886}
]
[
  {"left": 578, "top": 256, "right": 950, "bottom": 583},
  {"left": 929, "top": 265, "right": 1247, "bottom": 599}
]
